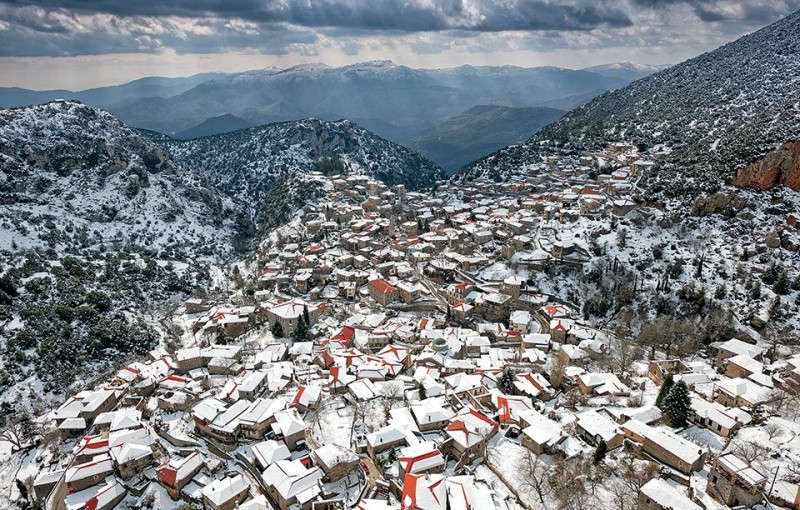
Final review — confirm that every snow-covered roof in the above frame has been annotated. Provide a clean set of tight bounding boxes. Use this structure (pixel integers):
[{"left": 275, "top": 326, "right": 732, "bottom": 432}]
[
  {"left": 576, "top": 410, "right": 621, "bottom": 443},
  {"left": 401, "top": 473, "right": 447, "bottom": 510},
  {"left": 250, "top": 440, "right": 291, "bottom": 467},
  {"left": 262, "top": 459, "right": 323, "bottom": 500},
  {"left": 719, "top": 338, "right": 763, "bottom": 359},
  {"left": 201, "top": 474, "right": 249, "bottom": 506},
  {"left": 640, "top": 478, "right": 702, "bottom": 510}
]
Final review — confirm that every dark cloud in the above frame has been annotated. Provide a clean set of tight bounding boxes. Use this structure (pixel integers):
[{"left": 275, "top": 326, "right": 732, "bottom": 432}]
[
  {"left": 0, "top": 0, "right": 635, "bottom": 32},
  {"left": 0, "top": 0, "right": 796, "bottom": 58},
  {"left": 629, "top": 0, "right": 800, "bottom": 21},
  {"left": 0, "top": 7, "right": 317, "bottom": 57}
]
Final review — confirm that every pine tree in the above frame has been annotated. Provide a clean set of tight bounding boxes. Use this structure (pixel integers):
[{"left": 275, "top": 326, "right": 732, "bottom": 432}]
[
  {"left": 303, "top": 304, "right": 311, "bottom": 325},
  {"left": 769, "top": 296, "right": 782, "bottom": 320},
  {"left": 763, "top": 261, "right": 779, "bottom": 285},
  {"left": 773, "top": 271, "right": 790, "bottom": 295},
  {"left": 662, "top": 380, "right": 691, "bottom": 428},
  {"left": 751, "top": 280, "right": 761, "bottom": 300},
  {"left": 593, "top": 439, "right": 607, "bottom": 463},
  {"left": 418, "top": 384, "right": 427, "bottom": 400},
  {"left": 498, "top": 368, "right": 515, "bottom": 394},
  {"left": 655, "top": 373, "right": 674, "bottom": 409},
  {"left": 294, "top": 315, "right": 309, "bottom": 342},
  {"left": 271, "top": 321, "right": 284, "bottom": 338}
]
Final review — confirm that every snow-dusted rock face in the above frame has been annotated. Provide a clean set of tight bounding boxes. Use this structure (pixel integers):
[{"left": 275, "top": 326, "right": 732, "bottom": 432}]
[
  {"left": 0, "top": 100, "right": 252, "bottom": 257},
  {"left": 459, "top": 10, "right": 800, "bottom": 200},
  {"left": 159, "top": 117, "right": 445, "bottom": 218}
]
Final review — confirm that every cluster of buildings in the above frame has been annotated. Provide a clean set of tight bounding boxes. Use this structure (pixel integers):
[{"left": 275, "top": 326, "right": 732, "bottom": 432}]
[{"left": 26, "top": 148, "right": 800, "bottom": 510}]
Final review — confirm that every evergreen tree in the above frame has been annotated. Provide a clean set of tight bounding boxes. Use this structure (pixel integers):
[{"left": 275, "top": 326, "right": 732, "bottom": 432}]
[
  {"left": 303, "top": 304, "right": 311, "bottom": 325},
  {"left": 750, "top": 280, "right": 762, "bottom": 300},
  {"left": 418, "top": 384, "right": 427, "bottom": 400},
  {"left": 763, "top": 262, "right": 779, "bottom": 285},
  {"left": 792, "top": 273, "right": 800, "bottom": 291},
  {"left": 655, "top": 373, "right": 674, "bottom": 409},
  {"left": 293, "top": 315, "right": 309, "bottom": 342},
  {"left": 773, "top": 271, "right": 790, "bottom": 295},
  {"left": 769, "top": 296, "right": 782, "bottom": 320},
  {"left": 662, "top": 380, "right": 691, "bottom": 428},
  {"left": 271, "top": 321, "right": 284, "bottom": 338},
  {"left": 498, "top": 368, "right": 515, "bottom": 394},
  {"left": 593, "top": 440, "right": 607, "bottom": 463}
]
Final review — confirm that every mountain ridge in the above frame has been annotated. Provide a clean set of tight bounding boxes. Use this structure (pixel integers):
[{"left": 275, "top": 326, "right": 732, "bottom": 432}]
[
  {"left": 458, "top": 10, "right": 800, "bottom": 201},
  {"left": 157, "top": 117, "right": 446, "bottom": 219}
]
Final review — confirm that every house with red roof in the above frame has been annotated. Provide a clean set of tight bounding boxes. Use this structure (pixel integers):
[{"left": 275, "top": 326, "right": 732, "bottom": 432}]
[
  {"left": 398, "top": 442, "right": 446, "bottom": 479},
  {"left": 444, "top": 407, "right": 498, "bottom": 459},
  {"left": 289, "top": 385, "right": 322, "bottom": 411},
  {"left": 400, "top": 473, "right": 447, "bottom": 510},
  {"left": 156, "top": 450, "right": 205, "bottom": 500},
  {"left": 369, "top": 279, "right": 398, "bottom": 306},
  {"left": 64, "top": 479, "right": 126, "bottom": 510}
]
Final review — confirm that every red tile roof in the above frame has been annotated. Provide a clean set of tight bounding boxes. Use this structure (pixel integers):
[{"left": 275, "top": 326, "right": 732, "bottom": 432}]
[{"left": 369, "top": 279, "right": 397, "bottom": 294}]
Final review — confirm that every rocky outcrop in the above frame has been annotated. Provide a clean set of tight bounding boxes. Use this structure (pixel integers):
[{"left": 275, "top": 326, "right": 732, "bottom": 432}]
[
  {"left": 734, "top": 141, "right": 800, "bottom": 191},
  {"left": 691, "top": 191, "right": 749, "bottom": 217}
]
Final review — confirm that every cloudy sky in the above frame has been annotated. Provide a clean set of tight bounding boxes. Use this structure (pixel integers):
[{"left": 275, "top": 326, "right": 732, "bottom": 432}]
[{"left": 0, "top": 0, "right": 798, "bottom": 90}]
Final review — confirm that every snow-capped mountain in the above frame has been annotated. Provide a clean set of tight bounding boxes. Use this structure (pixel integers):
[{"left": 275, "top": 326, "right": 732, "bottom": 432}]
[
  {"left": 97, "top": 62, "right": 637, "bottom": 137},
  {"left": 159, "top": 118, "right": 446, "bottom": 219},
  {"left": 580, "top": 61, "right": 671, "bottom": 81},
  {"left": 461, "top": 10, "right": 800, "bottom": 200}
]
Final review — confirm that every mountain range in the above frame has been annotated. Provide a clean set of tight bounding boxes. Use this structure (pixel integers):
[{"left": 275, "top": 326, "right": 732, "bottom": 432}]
[
  {"left": 0, "top": 61, "right": 665, "bottom": 171},
  {"left": 405, "top": 105, "right": 565, "bottom": 173}
]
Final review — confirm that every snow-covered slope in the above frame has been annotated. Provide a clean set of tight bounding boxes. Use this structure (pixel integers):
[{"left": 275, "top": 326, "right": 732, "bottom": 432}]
[
  {"left": 0, "top": 100, "right": 252, "bottom": 397},
  {"left": 461, "top": 10, "right": 800, "bottom": 200},
  {"left": 0, "top": 100, "right": 252, "bottom": 257},
  {"left": 160, "top": 118, "right": 446, "bottom": 218}
]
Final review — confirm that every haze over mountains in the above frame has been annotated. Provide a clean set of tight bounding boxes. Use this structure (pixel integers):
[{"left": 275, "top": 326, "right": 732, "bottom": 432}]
[{"left": 0, "top": 61, "right": 665, "bottom": 172}]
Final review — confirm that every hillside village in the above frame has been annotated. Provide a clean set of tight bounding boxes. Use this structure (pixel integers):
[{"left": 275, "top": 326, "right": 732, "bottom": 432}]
[{"left": 8, "top": 142, "right": 800, "bottom": 510}]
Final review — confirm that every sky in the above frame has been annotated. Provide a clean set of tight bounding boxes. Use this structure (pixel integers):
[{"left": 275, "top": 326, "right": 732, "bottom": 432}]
[{"left": 0, "top": 0, "right": 798, "bottom": 90}]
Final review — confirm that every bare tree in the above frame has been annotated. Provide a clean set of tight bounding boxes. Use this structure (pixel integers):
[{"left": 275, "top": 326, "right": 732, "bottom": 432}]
[
  {"left": 617, "top": 457, "right": 659, "bottom": 494},
  {"left": 732, "top": 441, "right": 772, "bottom": 466},
  {"left": 766, "top": 388, "right": 800, "bottom": 420},
  {"left": 763, "top": 422, "right": 782, "bottom": 441},
  {"left": 0, "top": 408, "right": 36, "bottom": 452},
  {"left": 380, "top": 383, "right": 403, "bottom": 419},
  {"left": 549, "top": 457, "right": 600, "bottom": 510},
  {"left": 512, "top": 448, "right": 552, "bottom": 506},
  {"left": 549, "top": 354, "right": 567, "bottom": 390}
]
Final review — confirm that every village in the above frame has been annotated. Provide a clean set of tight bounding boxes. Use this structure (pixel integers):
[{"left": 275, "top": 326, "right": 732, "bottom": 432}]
[{"left": 24, "top": 142, "right": 800, "bottom": 510}]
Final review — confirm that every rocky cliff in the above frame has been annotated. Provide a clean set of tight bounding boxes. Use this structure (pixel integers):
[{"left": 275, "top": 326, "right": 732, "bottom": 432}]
[{"left": 735, "top": 141, "right": 800, "bottom": 192}]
